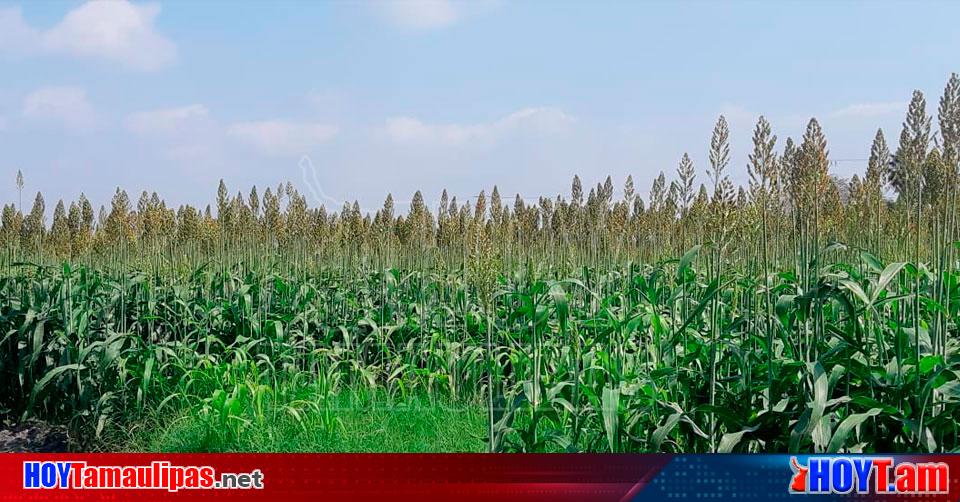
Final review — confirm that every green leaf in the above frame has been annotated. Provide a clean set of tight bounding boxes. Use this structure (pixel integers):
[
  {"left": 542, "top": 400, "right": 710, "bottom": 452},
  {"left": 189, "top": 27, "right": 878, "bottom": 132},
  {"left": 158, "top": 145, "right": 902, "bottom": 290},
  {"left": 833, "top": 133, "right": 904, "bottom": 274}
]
[
  {"left": 601, "top": 386, "right": 620, "bottom": 452},
  {"left": 792, "top": 362, "right": 828, "bottom": 451},
  {"left": 651, "top": 413, "right": 682, "bottom": 451},
  {"left": 29, "top": 320, "right": 45, "bottom": 368},
  {"left": 935, "top": 380, "right": 960, "bottom": 402},
  {"left": 25, "top": 364, "right": 85, "bottom": 417},
  {"left": 849, "top": 396, "right": 899, "bottom": 416},
  {"left": 860, "top": 251, "right": 884, "bottom": 273},
  {"left": 919, "top": 355, "right": 943, "bottom": 375},
  {"left": 718, "top": 425, "right": 759, "bottom": 453},
  {"left": 548, "top": 282, "right": 569, "bottom": 323},
  {"left": 839, "top": 280, "right": 869, "bottom": 306},
  {"left": 827, "top": 408, "right": 882, "bottom": 452},
  {"left": 874, "top": 262, "right": 906, "bottom": 302},
  {"left": 677, "top": 245, "right": 701, "bottom": 279},
  {"left": 775, "top": 295, "right": 796, "bottom": 326}
]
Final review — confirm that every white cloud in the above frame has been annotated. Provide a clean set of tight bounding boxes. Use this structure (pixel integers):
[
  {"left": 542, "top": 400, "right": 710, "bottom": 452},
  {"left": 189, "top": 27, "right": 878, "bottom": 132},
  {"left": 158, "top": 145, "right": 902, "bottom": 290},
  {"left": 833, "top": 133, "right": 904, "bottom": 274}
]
[
  {"left": 126, "top": 104, "right": 211, "bottom": 136},
  {"left": 0, "top": 1, "right": 176, "bottom": 71},
  {"left": 831, "top": 101, "right": 907, "bottom": 119},
  {"left": 228, "top": 120, "right": 339, "bottom": 156},
  {"left": 126, "top": 104, "right": 218, "bottom": 161},
  {"left": 375, "top": 0, "right": 459, "bottom": 29},
  {"left": 384, "top": 107, "right": 575, "bottom": 147},
  {"left": 372, "top": 0, "right": 498, "bottom": 29},
  {"left": 0, "top": 7, "right": 39, "bottom": 53},
  {"left": 22, "top": 86, "right": 97, "bottom": 132},
  {"left": 128, "top": 106, "right": 339, "bottom": 159}
]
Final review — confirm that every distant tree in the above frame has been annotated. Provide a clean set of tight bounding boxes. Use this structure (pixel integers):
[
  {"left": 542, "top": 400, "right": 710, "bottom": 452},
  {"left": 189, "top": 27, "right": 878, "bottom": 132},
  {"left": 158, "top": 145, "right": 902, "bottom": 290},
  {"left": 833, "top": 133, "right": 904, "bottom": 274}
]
[
  {"left": 262, "top": 187, "right": 283, "bottom": 243},
  {"left": 601, "top": 176, "right": 614, "bottom": 207},
  {"left": 571, "top": 176, "right": 583, "bottom": 207},
  {"left": 490, "top": 186, "right": 503, "bottom": 228},
  {"left": 22, "top": 192, "right": 46, "bottom": 251},
  {"left": 285, "top": 186, "right": 309, "bottom": 243},
  {"left": 649, "top": 172, "right": 667, "bottom": 215},
  {"left": 407, "top": 190, "right": 433, "bottom": 247},
  {"left": 216, "top": 179, "right": 231, "bottom": 235},
  {"left": 1, "top": 204, "right": 22, "bottom": 248},
  {"left": 891, "top": 91, "right": 930, "bottom": 203},
  {"left": 938, "top": 74, "right": 960, "bottom": 183},
  {"left": 50, "top": 200, "right": 70, "bottom": 257},
  {"left": 137, "top": 191, "right": 155, "bottom": 242},
  {"left": 67, "top": 202, "right": 81, "bottom": 258},
  {"left": 75, "top": 194, "right": 94, "bottom": 255},
  {"left": 176, "top": 205, "right": 201, "bottom": 244},
  {"left": 375, "top": 193, "right": 396, "bottom": 248},
  {"left": 249, "top": 186, "right": 260, "bottom": 219},
  {"left": 105, "top": 188, "right": 134, "bottom": 245}
]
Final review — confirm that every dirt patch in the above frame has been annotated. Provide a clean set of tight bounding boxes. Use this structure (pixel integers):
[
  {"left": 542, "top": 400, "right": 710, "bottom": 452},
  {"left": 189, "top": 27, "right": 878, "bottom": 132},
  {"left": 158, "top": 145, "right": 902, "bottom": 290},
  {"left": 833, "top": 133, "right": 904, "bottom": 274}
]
[{"left": 0, "top": 421, "right": 69, "bottom": 452}]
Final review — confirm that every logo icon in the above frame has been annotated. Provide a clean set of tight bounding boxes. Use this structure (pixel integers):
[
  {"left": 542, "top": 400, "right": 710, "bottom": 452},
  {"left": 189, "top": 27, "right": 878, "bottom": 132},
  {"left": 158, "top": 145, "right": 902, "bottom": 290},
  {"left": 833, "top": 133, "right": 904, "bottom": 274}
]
[
  {"left": 789, "top": 457, "right": 808, "bottom": 493},
  {"left": 788, "top": 457, "right": 948, "bottom": 495}
]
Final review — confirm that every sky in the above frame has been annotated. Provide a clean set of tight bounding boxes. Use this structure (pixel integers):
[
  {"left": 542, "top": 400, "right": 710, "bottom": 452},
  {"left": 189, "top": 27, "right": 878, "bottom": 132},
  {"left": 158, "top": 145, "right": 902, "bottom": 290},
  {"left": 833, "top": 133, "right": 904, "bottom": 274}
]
[{"left": 1, "top": 0, "right": 959, "bottom": 214}]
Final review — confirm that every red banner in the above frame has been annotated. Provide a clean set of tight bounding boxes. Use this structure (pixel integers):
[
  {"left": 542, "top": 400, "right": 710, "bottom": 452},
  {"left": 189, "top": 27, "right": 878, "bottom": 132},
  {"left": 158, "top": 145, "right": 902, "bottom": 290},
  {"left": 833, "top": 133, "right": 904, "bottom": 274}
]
[
  {"left": 1, "top": 453, "right": 671, "bottom": 501},
  {"left": 2, "top": 453, "right": 959, "bottom": 501}
]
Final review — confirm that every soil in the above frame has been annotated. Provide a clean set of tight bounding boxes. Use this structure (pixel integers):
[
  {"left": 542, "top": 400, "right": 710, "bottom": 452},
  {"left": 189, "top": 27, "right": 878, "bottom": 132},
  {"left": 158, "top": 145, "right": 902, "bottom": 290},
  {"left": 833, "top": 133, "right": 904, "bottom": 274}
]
[{"left": 0, "top": 421, "right": 69, "bottom": 452}]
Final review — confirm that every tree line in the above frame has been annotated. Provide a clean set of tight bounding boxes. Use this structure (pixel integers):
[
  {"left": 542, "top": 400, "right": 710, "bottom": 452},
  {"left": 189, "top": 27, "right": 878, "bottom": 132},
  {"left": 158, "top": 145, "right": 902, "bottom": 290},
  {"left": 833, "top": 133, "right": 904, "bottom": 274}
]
[{"left": 2, "top": 74, "right": 959, "bottom": 269}]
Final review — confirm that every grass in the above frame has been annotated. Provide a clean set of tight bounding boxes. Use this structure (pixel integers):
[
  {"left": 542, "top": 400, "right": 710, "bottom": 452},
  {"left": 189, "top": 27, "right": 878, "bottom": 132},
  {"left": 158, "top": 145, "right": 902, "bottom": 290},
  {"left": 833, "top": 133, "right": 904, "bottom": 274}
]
[
  {"left": 119, "top": 391, "right": 487, "bottom": 453},
  {"left": 3, "top": 252, "right": 959, "bottom": 454}
]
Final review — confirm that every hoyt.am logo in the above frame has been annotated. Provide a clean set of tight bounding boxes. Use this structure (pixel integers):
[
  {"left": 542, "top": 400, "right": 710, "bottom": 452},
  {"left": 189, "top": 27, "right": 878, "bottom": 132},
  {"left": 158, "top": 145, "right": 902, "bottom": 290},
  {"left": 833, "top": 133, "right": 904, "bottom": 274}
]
[{"left": 789, "top": 456, "right": 949, "bottom": 495}]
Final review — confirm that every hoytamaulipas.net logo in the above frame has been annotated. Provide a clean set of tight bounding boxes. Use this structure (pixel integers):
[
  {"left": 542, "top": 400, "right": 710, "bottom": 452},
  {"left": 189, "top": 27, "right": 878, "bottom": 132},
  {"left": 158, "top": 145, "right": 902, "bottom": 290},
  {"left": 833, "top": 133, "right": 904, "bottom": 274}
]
[
  {"left": 789, "top": 456, "right": 949, "bottom": 495},
  {"left": 23, "top": 461, "right": 264, "bottom": 492}
]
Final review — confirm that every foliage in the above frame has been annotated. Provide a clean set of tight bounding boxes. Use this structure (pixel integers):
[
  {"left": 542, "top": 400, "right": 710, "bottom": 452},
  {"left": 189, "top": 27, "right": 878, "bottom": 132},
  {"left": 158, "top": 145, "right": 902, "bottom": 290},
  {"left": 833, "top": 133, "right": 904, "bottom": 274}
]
[{"left": 2, "top": 74, "right": 960, "bottom": 453}]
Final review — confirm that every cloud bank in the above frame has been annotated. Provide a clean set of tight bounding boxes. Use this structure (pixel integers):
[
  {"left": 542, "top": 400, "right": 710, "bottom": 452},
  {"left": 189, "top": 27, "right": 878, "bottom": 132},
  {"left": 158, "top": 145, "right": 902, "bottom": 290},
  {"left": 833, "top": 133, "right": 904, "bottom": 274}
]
[
  {"left": 0, "top": 1, "right": 176, "bottom": 71},
  {"left": 22, "top": 86, "right": 97, "bottom": 132},
  {"left": 228, "top": 120, "right": 339, "bottom": 156},
  {"left": 384, "top": 107, "right": 575, "bottom": 147}
]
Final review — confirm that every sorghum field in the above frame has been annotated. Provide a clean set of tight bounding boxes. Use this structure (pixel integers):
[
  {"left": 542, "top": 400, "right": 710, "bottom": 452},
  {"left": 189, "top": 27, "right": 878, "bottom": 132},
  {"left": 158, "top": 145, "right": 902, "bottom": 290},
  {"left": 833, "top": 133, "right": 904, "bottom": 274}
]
[{"left": 2, "top": 77, "right": 960, "bottom": 453}]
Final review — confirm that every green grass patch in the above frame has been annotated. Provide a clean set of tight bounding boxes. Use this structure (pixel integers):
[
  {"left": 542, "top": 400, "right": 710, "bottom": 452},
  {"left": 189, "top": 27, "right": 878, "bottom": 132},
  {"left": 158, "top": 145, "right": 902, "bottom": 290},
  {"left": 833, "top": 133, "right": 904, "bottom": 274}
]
[{"left": 119, "top": 390, "right": 487, "bottom": 453}]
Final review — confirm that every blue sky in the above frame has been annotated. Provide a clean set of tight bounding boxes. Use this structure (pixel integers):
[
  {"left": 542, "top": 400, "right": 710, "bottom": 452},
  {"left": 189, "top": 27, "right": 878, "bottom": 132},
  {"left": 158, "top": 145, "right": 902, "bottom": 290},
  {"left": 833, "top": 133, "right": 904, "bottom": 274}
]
[{"left": 1, "top": 0, "right": 959, "bottom": 213}]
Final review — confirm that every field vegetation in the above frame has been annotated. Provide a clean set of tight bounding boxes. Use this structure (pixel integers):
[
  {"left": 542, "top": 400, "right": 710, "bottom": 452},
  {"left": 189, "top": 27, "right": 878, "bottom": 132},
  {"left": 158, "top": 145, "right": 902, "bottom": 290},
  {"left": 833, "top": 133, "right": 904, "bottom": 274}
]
[{"left": 1, "top": 76, "right": 959, "bottom": 452}]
